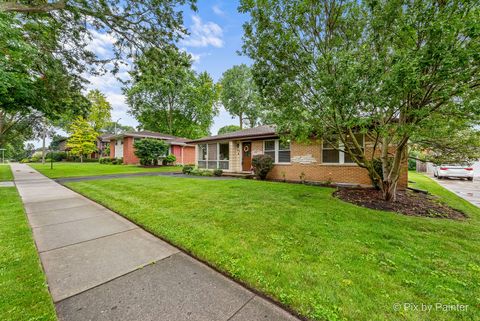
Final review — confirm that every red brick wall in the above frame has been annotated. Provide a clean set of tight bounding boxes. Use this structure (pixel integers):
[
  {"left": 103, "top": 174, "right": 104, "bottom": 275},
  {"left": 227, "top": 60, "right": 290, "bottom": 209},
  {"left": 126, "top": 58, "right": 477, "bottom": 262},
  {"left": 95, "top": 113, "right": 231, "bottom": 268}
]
[
  {"left": 123, "top": 137, "right": 139, "bottom": 164},
  {"left": 183, "top": 146, "right": 195, "bottom": 164},
  {"left": 110, "top": 139, "right": 115, "bottom": 158},
  {"left": 171, "top": 145, "right": 182, "bottom": 163},
  {"left": 170, "top": 145, "right": 195, "bottom": 165}
]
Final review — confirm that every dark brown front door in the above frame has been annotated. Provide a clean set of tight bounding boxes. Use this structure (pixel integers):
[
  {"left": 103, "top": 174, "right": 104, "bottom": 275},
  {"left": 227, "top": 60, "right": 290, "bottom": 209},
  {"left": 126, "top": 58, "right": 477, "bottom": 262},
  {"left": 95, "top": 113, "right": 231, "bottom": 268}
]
[{"left": 242, "top": 142, "right": 252, "bottom": 171}]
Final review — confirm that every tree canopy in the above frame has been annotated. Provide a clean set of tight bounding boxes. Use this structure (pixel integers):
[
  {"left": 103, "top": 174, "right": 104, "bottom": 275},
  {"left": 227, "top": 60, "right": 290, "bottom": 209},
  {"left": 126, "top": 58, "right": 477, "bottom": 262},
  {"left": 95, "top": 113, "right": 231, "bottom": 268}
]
[
  {"left": 218, "top": 125, "right": 241, "bottom": 135},
  {"left": 0, "top": 0, "right": 195, "bottom": 78},
  {"left": 66, "top": 117, "right": 98, "bottom": 162},
  {"left": 219, "top": 64, "right": 262, "bottom": 129},
  {"left": 86, "top": 90, "right": 112, "bottom": 132},
  {"left": 125, "top": 47, "right": 220, "bottom": 139},
  {"left": 241, "top": 0, "right": 480, "bottom": 200}
]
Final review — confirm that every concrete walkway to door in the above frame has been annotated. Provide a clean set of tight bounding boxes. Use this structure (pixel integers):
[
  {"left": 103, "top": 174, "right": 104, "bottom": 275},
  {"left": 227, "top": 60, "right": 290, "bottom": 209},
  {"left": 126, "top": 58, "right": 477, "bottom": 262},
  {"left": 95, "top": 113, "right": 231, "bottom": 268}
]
[{"left": 12, "top": 163, "right": 299, "bottom": 321}]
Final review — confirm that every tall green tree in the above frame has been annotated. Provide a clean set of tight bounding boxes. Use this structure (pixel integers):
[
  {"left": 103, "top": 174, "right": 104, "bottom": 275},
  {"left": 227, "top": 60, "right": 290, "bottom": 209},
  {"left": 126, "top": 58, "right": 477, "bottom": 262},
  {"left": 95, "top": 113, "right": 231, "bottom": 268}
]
[
  {"left": 218, "top": 125, "right": 241, "bottom": 135},
  {"left": 1, "top": 0, "right": 195, "bottom": 79},
  {"left": 86, "top": 90, "right": 112, "bottom": 132},
  {"left": 126, "top": 47, "right": 220, "bottom": 138},
  {"left": 0, "top": 12, "right": 89, "bottom": 125},
  {"left": 100, "top": 121, "right": 135, "bottom": 134},
  {"left": 67, "top": 117, "right": 97, "bottom": 162},
  {"left": 219, "top": 64, "right": 262, "bottom": 129},
  {"left": 241, "top": 0, "right": 480, "bottom": 201}
]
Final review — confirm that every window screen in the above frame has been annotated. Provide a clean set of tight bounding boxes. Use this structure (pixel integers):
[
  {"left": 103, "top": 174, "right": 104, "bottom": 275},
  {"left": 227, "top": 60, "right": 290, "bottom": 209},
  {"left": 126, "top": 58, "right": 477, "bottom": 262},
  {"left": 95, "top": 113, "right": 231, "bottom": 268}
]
[
  {"left": 264, "top": 140, "right": 276, "bottom": 160},
  {"left": 198, "top": 144, "right": 207, "bottom": 161},
  {"left": 322, "top": 139, "right": 339, "bottom": 163},
  {"left": 219, "top": 143, "right": 229, "bottom": 160},
  {"left": 278, "top": 141, "right": 291, "bottom": 163}
]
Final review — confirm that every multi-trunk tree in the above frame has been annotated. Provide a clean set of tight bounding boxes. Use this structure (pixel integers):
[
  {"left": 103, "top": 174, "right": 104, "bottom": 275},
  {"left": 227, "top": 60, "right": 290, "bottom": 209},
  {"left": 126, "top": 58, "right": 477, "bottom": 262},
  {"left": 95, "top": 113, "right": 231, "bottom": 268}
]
[{"left": 241, "top": 0, "right": 480, "bottom": 201}]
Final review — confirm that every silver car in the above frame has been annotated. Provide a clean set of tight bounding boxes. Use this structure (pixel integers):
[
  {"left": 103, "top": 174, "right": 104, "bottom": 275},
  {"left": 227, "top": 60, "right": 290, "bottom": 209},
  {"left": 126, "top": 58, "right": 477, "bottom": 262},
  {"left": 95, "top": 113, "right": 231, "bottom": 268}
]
[{"left": 433, "top": 164, "right": 474, "bottom": 181}]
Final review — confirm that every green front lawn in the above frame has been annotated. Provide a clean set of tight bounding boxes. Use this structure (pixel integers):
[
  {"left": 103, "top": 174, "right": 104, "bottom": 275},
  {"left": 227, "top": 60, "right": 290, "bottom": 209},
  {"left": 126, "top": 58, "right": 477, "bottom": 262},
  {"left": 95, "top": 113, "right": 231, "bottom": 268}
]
[
  {"left": 0, "top": 187, "right": 57, "bottom": 321},
  {"left": 29, "top": 162, "right": 181, "bottom": 179},
  {"left": 67, "top": 174, "right": 480, "bottom": 321},
  {"left": 0, "top": 164, "right": 13, "bottom": 181}
]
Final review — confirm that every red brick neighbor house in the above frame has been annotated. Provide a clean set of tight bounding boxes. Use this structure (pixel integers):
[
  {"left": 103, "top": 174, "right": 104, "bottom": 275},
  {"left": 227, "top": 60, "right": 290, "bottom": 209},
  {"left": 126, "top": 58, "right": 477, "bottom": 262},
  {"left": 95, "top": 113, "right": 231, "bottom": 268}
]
[
  {"left": 188, "top": 125, "right": 408, "bottom": 188},
  {"left": 107, "top": 131, "right": 195, "bottom": 165}
]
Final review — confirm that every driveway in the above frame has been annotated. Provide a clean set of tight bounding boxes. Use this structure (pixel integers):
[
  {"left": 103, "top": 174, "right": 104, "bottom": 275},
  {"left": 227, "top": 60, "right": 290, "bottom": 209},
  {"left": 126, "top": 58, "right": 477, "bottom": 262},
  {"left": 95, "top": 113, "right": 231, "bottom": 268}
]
[{"left": 432, "top": 176, "right": 480, "bottom": 208}]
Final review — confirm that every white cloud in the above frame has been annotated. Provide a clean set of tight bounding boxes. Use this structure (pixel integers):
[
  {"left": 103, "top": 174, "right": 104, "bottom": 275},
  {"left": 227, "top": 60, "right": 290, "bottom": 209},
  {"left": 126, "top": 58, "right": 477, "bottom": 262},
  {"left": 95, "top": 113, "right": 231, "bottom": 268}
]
[
  {"left": 86, "top": 30, "right": 116, "bottom": 57},
  {"left": 212, "top": 5, "right": 225, "bottom": 17},
  {"left": 182, "top": 15, "right": 224, "bottom": 48}
]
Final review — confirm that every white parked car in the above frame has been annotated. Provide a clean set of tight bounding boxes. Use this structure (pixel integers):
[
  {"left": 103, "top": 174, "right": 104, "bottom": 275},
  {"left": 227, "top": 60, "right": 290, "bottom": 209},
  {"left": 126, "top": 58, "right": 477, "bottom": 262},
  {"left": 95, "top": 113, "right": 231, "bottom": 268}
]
[{"left": 433, "top": 164, "right": 474, "bottom": 181}]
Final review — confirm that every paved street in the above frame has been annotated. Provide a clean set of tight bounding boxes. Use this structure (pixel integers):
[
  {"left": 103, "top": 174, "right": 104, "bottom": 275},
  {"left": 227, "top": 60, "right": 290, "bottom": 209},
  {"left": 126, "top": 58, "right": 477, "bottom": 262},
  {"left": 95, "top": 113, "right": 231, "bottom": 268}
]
[
  {"left": 432, "top": 176, "right": 480, "bottom": 208},
  {"left": 11, "top": 163, "right": 299, "bottom": 321}
]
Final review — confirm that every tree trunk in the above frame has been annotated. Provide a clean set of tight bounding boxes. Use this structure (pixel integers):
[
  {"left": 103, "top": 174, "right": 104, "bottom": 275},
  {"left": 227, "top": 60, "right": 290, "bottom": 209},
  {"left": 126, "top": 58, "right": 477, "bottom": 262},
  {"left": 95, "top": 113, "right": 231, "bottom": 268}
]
[
  {"left": 239, "top": 112, "right": 243, "bottom": 129},
  {"left": 80, "top": 155, "right": 83, "bottom": 163},
  {"left": 168, "top": 97, "right": 174, "bottom": 134},
  {"left": 41, "top": 128, "right": 47, "bottom": 164},
  {"left": 381, "top": 179, "right": 398, "bottom": 202}
]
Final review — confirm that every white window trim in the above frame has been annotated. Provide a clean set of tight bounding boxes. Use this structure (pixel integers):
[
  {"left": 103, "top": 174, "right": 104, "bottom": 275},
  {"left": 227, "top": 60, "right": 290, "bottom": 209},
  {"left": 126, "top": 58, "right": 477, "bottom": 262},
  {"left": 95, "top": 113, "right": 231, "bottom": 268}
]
[
  {"left": 321, "top": 135, "right": 365, "bottom": 164},
  {"left": 264, "top": 139, "right": 291, "bottom": 164}
]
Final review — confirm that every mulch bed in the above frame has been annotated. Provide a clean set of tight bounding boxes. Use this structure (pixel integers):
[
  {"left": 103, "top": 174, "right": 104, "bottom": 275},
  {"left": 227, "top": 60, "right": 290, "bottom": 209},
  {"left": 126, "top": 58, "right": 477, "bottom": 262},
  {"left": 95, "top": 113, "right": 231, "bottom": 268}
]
[{"left": 334, "top": 188, "right": 467, "bottom": 220}]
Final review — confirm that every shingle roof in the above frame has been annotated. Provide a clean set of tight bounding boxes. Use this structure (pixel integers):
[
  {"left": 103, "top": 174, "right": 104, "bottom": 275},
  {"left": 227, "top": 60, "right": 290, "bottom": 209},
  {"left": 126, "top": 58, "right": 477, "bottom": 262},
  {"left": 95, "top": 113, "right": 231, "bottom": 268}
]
[
  {"left": 104, "top": 131, "right": 192, "bottom": 146},
  {"left": 188, "top": 125, "right": 278, "bottom": 143}
]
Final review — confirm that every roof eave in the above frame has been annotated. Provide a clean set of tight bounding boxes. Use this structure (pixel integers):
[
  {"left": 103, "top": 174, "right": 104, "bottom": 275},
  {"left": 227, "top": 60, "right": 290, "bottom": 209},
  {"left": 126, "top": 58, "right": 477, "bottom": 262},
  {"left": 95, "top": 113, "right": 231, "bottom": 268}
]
[{"left": 187, "top": 133, "right": 279, "bottom": 144}]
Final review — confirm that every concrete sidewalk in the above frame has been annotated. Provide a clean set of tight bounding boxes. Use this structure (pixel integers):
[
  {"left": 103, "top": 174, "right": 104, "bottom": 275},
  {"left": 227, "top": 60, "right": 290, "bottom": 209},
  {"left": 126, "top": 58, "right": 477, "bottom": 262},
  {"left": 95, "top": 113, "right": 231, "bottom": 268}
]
[{"left": 12, "top": 163, "right": 299, "bottom": 321}]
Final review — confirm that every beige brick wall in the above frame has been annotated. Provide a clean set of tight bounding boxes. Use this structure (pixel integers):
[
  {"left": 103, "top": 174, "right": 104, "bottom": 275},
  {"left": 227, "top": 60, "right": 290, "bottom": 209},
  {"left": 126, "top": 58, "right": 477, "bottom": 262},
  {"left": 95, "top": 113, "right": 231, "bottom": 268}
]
[
  {"left": 229, "top": 141, "right": 241, "bottom": 172},
  {"left": 262, "top": 139, "right": 407, "bottom": 189},
  {"left": 194, "top": 137, "right": 408, "bottom": 188}
]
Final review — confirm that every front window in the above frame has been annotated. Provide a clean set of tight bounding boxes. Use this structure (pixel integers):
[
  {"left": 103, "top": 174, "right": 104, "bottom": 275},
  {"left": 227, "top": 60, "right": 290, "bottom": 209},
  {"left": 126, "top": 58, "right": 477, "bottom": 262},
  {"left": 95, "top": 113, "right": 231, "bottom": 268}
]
[
  {"left": 197, "top": 143, "right": 229, "bottom": 169},
  {"left": 322, "top": 138, "right": 339, "bottom": 163},
  {"left": 198, "top": 144, "right": 207, "bottom": 168},
  {"left": 207, "top": 143, "right": 217, "bottom": 169},
  {"left": 263, "top": 140, "right": 291, "bottom": 163},
  {"left": 218, "top": 143, "right": 229, "bottom": 169},
  {"left": 344, "top": 134, "right": 364, "bottom": 163},
  {"left": 322, "top": 134, "right": 364, "bottom": 164},
  {"left": 264, "top": 140, "right": 276, "bottom": 160},
  {"left": 278, "top": 141, "right": 291, "bottom": 163}
]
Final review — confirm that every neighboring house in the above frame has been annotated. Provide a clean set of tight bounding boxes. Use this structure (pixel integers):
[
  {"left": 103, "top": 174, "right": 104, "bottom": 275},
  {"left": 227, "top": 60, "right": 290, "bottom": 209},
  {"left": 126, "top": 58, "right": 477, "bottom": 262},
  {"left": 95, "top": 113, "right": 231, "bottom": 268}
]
[
  {"left": 188, "top": 125, "right": 408, "bottom": 188},
  {"left": 92, "top": 134, "right": 111, "bottom": 159},
  {"left": 106, "top": 131, "right": 195, "bottom": 165},
  {"left": 55, "top": 138, "right": 68, "bottom": 152}
]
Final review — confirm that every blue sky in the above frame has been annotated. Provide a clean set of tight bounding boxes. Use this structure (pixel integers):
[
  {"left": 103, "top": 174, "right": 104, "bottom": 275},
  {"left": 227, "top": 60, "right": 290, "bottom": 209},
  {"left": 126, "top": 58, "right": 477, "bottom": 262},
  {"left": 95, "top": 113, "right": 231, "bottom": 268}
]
[{"left": 85, "top": 0, "right": 250, "bottom": 136}]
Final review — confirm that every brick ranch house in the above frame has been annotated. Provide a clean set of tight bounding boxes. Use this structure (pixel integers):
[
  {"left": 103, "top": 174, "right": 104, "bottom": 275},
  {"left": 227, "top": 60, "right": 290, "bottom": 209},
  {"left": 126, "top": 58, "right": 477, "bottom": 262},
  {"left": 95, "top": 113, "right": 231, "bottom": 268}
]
[
  {"left": 106, "top": 131, "right": 195, "bottom": 165},
  {"left": 188, "top": 125, "right": 408, "bottom": 188}
]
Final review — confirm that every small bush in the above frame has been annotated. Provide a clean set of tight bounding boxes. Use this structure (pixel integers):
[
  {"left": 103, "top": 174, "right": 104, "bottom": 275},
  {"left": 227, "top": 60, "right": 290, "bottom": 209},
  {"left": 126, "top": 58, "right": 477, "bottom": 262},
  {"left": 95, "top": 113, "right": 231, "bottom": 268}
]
[
  {"left": 46, "top": 151, "right": 67, "bottom": 162},
  {"left": 163, "top": 154, "right": 177, "bottom": 165},
  {"left": 182, "top": 165, "right": 194, "bottom": 174},
  {"left": 110, "top": 157, "right": 123, "bottom": 165},
  {"left": 134, "top": 139, "right": 168, "bottom": 166},
  {"left": 189, "top": 168, "right": 213, "bottom": 176},
  {"left": 252, "top": 154, "right": 274, "bottom": 180},
  {"left": 20, "top": 158, "right": 30, "bottom": 163},
  {"left": 213, "top": 168, "right": 223, "bottom": 176},
  {"left": 99, "top": 157, "right": 110, "bottom": 164}
]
